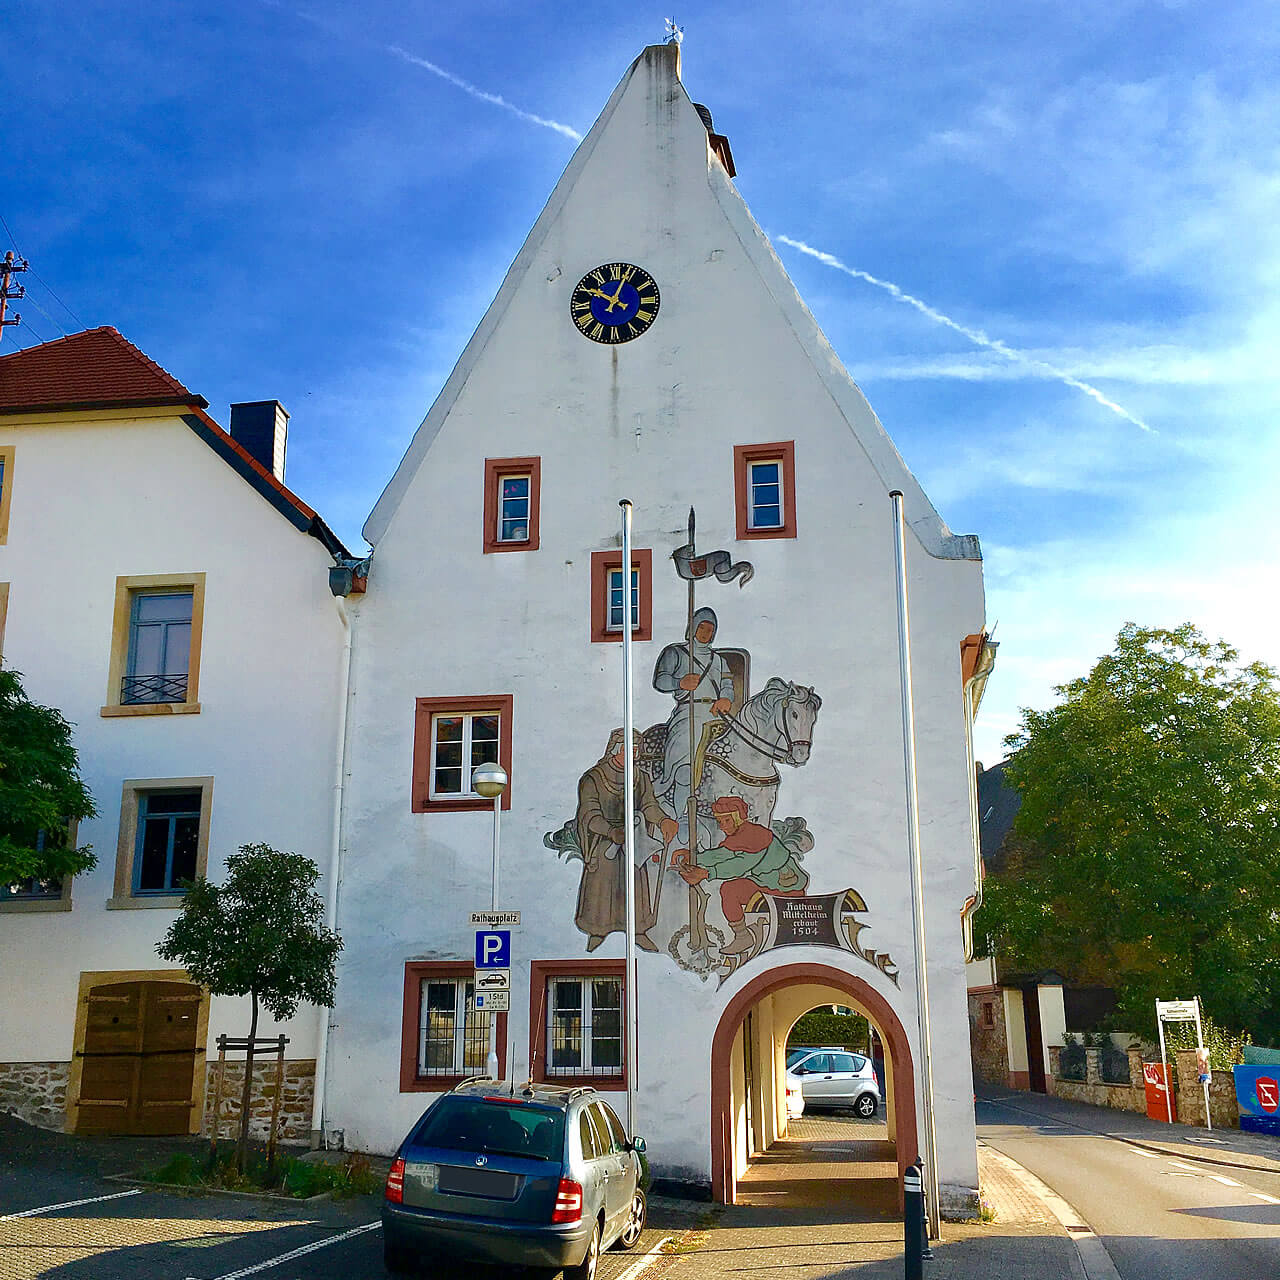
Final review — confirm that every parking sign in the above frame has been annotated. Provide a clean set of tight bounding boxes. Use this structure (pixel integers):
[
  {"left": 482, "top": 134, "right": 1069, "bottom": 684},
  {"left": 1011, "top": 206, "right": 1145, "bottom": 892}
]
[{"left": 475, "top": 930, "right": 511, "bottom": 969}]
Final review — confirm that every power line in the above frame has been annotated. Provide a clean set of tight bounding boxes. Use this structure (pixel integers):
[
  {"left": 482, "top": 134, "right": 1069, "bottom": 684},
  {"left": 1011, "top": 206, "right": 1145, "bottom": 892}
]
[{"left": 0, "top": 212, "right": 86, "bottom": 328}]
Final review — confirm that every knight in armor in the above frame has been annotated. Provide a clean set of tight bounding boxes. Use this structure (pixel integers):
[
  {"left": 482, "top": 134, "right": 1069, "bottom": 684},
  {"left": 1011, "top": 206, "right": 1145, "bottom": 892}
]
[{"left": 652, "top": 608, "right": 734, "bottom": 820}]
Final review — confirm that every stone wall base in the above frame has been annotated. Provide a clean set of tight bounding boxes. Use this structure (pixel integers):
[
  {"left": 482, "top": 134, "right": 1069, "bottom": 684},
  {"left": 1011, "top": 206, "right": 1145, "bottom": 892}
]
[
  {"left": 202, "top": 1058, "right": 316, "bottom": 1142},
  {"left": 940, "top": 1182, "right": 981, "bottom": 1220},
  {"left": 0, "top": 1062, "right": 70, "bottom": 1131}
]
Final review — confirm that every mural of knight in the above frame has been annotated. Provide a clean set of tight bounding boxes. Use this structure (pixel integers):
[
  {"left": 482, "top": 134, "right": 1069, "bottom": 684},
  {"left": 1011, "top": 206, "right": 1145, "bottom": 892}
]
[{"left": 547, "top": 511, "right": 895, "bottom": 985}]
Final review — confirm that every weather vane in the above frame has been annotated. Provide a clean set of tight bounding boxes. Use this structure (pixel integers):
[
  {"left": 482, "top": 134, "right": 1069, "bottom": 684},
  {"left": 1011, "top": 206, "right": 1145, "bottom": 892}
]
[{"left": 665, "top": 17, "right": 684, "bottom": 45}]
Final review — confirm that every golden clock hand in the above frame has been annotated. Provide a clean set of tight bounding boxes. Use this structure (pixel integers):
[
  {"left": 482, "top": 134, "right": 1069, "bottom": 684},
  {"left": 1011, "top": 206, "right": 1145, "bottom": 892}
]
[{"left": 602, "top": 279, "right": 628, "bottom": 312}]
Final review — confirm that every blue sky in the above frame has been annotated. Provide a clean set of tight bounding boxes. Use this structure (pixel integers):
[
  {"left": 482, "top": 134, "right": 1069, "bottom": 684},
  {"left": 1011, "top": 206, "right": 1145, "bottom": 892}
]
[{"left": 5, "top": 0, "right": 1277, "bottom": 761}]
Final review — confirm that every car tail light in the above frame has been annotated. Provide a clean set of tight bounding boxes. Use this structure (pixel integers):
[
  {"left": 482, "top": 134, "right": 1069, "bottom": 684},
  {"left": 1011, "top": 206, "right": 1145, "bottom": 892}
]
[
  {"left": 551, "top": 1178, "right": 583, "bottom": 1224},
  {"left": 385, "top": 1156, "right": 405, "bottom": 1204}
]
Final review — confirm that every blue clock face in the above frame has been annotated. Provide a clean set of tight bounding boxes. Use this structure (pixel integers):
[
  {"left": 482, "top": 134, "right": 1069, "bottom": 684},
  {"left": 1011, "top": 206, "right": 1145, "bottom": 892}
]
[{"left": 571, "top": 263, "right": 660, "bottom": 343}]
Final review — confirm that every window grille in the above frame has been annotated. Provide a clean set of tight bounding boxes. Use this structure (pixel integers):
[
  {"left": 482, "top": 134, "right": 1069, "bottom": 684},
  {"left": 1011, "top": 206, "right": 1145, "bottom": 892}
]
[
  {"left": 548, "top": 977, "right": 622, "bottom": 1077},
  {"left": 497, "top": 475, "right": 531, "bottom": 542},
  {"left": 123, "top": 591, "right": 193, "bottom": 704},
  {"left": 419, "top": 979, "right": 492, "bottom": 1077}
]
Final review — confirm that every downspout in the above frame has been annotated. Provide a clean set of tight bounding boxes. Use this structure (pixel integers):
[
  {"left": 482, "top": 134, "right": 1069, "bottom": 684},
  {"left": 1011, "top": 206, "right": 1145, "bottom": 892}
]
[
  {"left": 311, "top": 592, "right": 355, "bottom": 1148},
  {"left": 959, "top": 637, "right": 997, "bottom": 962}
]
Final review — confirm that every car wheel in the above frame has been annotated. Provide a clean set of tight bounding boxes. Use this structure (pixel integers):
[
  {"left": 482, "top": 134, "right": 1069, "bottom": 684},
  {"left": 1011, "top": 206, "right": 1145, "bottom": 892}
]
[
  {"left": 855, "top": 1092, "right": 878, "bottom": 1118},
  {"left": 565, "top": 1218, "right": 601, "bottom": 1280},
  {"left": 383, "top": 1236, "right": 415, "bottom": 1275},
  {"left": 615, "top": 1188, "right": 647, "bottom": 1250}
]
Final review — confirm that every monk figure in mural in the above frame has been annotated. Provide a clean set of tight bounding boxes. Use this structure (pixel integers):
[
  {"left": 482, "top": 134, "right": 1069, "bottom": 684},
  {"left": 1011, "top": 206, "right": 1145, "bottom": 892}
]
[
  {"left": 575, "top": 729, "right": 679, "bottom": 952},
  {"left": 677, "top": 795, "right": 809, "bottom": 955}
]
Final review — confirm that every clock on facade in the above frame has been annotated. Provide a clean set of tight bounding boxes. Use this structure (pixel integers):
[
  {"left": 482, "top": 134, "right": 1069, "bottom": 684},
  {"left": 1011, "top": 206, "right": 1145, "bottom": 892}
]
[{"left": 570, "top": 263, "right": 660, "bottom": 344}]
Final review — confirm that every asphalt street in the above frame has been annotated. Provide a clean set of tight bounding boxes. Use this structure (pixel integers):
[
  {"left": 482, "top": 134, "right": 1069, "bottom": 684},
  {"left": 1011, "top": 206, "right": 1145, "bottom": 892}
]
[
  {"left": 977, "top": 1088, "right": 1280, "bottom": 1280},
  {"left": 0, "top": 1113, "right": 687, "bottom": 1280}
]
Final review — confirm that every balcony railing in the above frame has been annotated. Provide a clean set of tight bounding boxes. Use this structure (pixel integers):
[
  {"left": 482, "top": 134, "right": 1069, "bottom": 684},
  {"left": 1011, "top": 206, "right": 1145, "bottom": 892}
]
[{"left": 121, "top": 673, "right": 189, "bottom": 704}]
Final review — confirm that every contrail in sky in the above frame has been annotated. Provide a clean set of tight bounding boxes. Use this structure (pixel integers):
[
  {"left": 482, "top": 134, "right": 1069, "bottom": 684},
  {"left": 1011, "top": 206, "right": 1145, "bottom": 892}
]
[
  {"left": 778, "top": 235, "right": 1154, "bottom": 434},
  {"left": 387, "top": 46, "right": 583, "bottom": 141}
]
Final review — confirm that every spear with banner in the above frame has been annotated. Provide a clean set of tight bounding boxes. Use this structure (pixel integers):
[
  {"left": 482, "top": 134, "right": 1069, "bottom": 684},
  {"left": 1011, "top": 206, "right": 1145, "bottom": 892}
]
[{"left": 669, "top": 508, "right": 753, "bottom": 961}]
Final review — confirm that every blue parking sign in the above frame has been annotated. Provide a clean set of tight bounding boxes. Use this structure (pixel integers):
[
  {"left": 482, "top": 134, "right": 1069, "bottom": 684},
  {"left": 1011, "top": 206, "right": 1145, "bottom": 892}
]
[{"left": 475, "top": 930, "right": 511, "bottom": 969}]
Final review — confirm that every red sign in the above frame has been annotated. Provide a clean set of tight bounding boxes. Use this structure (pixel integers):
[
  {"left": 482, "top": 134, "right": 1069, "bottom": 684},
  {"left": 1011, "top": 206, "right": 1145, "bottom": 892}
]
[{"left": 1256, "top": 1077, "right": 1279, "bottom": 1113}]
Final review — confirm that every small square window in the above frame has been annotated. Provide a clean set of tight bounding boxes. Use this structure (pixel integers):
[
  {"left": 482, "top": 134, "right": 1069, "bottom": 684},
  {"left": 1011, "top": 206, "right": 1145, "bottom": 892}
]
[
  {"left": 483, "top": 457, "right": 541, "bottom": 553},
  {"left": 103, "top": 574, "right": 205, "bottom": 717},
  {"left": 734, "top": 442, "right": 796, "bottom": 540},
  {"left": 109, "top": 778, "right": 214, "bottom": 909},
  {"left": 412, "top": 695, "right": 514, "bottom": 813},
  {"left": 590, "top": 550, "right": 652, "bottom": 643}
]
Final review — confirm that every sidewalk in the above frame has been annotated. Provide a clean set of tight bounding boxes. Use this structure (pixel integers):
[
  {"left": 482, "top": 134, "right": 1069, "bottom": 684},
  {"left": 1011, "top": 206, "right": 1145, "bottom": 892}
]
[
  {"left": 638, "top": 1123, "right": 1082, "bottom": 1280},
  {"left": 979, "top": 1084, "right": 1280, "bottom": 1176}
]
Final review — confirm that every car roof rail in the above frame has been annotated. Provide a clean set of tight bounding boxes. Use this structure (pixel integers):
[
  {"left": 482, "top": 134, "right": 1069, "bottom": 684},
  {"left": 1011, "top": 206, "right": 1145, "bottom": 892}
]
[{"left": 452, "top": 1075, "right": 500, "bottom": 1092}]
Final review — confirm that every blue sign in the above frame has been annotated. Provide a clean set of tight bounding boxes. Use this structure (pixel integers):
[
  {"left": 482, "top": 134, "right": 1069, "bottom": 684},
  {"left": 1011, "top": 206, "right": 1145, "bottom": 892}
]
[
  {"left": 1233, "top": 1065, "right": 1280, "bottom": 1135},
  {"left": 475, "top": 930, "right": 511, "bottom": 969}
]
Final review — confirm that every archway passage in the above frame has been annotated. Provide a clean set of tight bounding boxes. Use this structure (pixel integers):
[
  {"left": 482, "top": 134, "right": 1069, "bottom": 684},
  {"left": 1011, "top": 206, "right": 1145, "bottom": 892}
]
[{"left": 711, "top": 962, "right": 917, "bottom": 1209}]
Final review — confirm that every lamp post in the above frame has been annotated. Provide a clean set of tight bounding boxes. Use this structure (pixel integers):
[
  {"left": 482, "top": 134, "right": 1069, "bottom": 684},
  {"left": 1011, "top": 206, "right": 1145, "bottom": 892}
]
[{"left": 472, "top": 761, "right": 509, "bottom": 1080}]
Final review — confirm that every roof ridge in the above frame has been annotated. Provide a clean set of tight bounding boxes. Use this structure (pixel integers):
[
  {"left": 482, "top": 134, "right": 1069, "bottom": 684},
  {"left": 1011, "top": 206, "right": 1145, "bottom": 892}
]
[
  {"left": 0, "top": 325, "right": 114, "bottom": 363},
  {"left": 94, "top": 326, "right": 197, "bottom": 400}
]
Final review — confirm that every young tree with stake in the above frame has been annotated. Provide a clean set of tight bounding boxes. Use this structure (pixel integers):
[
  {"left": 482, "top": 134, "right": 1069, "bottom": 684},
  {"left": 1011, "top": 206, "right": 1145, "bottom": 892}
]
[{"left": 157, "top": 844, "right": 341, "bottom": 1170}]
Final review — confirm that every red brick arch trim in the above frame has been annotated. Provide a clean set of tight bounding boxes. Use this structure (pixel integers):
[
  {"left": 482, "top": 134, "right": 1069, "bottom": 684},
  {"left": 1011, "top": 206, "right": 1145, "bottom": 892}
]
[{"left": 710, "top": 961, "right": 917, "bottom": 1205}]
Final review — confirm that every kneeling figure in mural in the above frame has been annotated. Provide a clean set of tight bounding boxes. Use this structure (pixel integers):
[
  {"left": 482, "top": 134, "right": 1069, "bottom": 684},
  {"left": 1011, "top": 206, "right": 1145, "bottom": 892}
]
[{"left": 677, "top": 795, "right": 810, "bottom": 955}]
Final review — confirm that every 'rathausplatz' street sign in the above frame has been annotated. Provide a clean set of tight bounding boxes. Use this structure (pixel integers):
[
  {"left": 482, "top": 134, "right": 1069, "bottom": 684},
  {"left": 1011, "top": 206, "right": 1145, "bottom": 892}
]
[
  {"left": 1156, "top": 999, "right": 1198, "bottom": 1021},
  {"left": 470, "top": 911, "right": 520, "bottom": 927}
]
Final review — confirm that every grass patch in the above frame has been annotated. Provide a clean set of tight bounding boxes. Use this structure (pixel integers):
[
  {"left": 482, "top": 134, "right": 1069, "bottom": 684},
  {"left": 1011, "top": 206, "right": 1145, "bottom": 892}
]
[{"left": 142, "top": 1147, "right": 379, "bottom": 1199}]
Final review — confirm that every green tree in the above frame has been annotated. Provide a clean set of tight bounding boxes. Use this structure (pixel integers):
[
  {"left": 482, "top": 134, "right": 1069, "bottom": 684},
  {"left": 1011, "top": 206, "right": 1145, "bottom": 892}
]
[
  {"left": 0, "top": 668, "right": 97, "bottom": 890},
  {"left": 157, "top": 844, "right": 342, "bottom": 1170},
  {"left": 979, "top": 623, "right": 1280, "bottom": 1043}
]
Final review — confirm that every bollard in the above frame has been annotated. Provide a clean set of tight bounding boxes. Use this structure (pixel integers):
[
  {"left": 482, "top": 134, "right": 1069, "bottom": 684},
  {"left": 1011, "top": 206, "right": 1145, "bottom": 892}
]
[{"left": 904, "top": 1160, "right": 924, "bottom": 1280}]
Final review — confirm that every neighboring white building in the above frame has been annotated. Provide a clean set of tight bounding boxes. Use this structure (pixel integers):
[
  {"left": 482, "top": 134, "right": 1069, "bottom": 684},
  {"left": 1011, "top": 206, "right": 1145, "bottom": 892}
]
[
  {"left": 0, "top": 327, "right": 353, "bottom": 1139},
  {"left": 323, "top": 44, "right": 993, "bottom": 1212}
]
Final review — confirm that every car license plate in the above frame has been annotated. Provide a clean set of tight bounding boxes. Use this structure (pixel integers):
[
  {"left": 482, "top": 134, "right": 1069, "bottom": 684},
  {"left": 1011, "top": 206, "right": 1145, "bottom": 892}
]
[{"left": 438, "top": 1165, "right": 521, "bottom": 1200}]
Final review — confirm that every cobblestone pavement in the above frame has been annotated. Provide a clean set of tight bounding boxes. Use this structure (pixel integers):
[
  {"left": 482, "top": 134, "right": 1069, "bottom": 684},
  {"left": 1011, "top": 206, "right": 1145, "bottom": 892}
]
[{"left": 640, "top": 1116, "right": 1082, "bottom": 1280}]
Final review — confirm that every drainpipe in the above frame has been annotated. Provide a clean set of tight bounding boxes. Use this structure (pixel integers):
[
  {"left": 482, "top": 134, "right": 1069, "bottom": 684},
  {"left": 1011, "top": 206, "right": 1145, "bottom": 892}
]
[
  {"left": 311, "top": 592, "right": 355, "bottom": 1149},
  {"left": 959, "top": 638, "right": 997, "bottom": 962}
]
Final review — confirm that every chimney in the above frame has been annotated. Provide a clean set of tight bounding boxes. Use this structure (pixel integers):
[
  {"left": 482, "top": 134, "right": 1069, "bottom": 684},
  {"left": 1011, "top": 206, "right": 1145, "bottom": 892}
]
[{"left": 229, "top": 401, "right": 289, "bottom": 482}]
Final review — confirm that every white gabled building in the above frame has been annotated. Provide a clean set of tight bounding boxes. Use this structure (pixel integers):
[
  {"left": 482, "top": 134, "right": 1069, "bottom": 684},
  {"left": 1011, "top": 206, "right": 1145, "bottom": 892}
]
[
  {"left": 323, "top": 44, "right": 993, "bottom": 1212},
  {"left": 0, "top": 327, "right": 353, "bottom": 1140}
]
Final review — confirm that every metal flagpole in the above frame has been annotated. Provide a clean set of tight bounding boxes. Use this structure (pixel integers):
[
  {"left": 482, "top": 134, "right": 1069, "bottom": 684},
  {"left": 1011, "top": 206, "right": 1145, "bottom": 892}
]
[
  {"left": 890, "top": 490, "right": 940, "bottom": 1241},
  {"left": 684, "top": 507, "right": 709, "bottom": 959},
  {"left": 620, "top": 500, "right": 639, "bottom": 1137}
]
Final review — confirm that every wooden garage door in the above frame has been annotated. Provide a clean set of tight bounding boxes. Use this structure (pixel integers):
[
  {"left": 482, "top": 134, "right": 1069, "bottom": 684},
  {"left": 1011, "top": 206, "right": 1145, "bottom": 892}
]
[{"left": 76, "top": 980, "right": 203, "bottom": 1135}]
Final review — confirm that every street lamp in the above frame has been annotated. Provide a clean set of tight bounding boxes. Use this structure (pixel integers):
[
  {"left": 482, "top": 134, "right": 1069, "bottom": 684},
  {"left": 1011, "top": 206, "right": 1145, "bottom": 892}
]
[{"left": 472, "top": 762, "right": 508, "bottom": 1080}]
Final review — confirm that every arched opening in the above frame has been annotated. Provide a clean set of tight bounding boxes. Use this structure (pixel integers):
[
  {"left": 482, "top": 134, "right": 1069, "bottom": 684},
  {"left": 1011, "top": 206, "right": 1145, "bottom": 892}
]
[{"left": 710, "top": 962, "right": 916, "bottom": 1208}]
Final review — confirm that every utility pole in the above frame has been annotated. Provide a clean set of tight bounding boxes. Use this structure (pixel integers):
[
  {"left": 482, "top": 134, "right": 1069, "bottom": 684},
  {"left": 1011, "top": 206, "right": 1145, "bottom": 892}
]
[{"left": 0, "top": 251, "right": 29, "bottom": 343}]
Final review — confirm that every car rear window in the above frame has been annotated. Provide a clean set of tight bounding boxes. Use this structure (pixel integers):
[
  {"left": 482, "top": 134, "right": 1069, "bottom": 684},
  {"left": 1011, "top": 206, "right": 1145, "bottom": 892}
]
[{"left": 412, "top": 1097, "right": 565, "bottom": 1161}]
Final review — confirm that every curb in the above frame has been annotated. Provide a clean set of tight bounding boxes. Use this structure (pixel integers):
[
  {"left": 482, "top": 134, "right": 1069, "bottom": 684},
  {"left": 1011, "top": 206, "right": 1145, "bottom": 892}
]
[
  {"left": 102, "top": 1171, "right": 337, "bottom": 1205},
  {"left": 981, "top": 1146, "right": 1120, "bottom": 1280}
]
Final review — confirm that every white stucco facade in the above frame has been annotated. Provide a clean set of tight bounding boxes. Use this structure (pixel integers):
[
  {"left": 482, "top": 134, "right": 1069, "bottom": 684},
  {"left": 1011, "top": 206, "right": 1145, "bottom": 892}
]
[
  {"left": 324, "top": 45, "right": 988, "bottom": 1209},
  {"left": 0, "top": 402, "right": 348, "bottom": 1131}
]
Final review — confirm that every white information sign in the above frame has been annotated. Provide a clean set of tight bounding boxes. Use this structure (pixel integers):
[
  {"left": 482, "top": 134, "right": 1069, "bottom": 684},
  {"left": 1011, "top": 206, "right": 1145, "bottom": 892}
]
[
  {"left": 470, "top": 910, "right": 520, "bottom": 927},
  {"left": 475, "top": 968, "right": 511, "bottom": 992},
  {"left": 1156, "top": 999, "right": 1198, "bottom": 1021},
  {"left": 475, "top": 991, "right": 509, "bottom": 1012},
  {"left": 1155, "top": 996, "right": 1211, "bottom": 1131}
]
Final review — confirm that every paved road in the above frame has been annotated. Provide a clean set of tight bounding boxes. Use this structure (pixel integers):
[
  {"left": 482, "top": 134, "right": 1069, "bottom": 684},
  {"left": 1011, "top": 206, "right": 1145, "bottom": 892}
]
[
  {"left": 0, "top": 1113, "right": 687, "bottom": 1280},
  {"left": 978, "top": 1089, "right": 1280, "bottom": 1280}
]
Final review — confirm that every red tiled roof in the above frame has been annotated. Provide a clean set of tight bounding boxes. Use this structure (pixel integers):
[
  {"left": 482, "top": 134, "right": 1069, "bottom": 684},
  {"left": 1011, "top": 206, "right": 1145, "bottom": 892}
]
[
  {"left": 0, "top": 326, "right": 208, "bottom": 414},
  {"left": 0, "top": 327, "right": 350, "bottom": 557}
]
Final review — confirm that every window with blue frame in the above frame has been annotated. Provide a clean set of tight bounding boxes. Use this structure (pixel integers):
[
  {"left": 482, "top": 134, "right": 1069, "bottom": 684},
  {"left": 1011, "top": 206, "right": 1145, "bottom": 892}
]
[
  {"left": 123, "top": 591, "right": 193, "bottom": 704},
  {"left": 133, "top": 791, "right": 202, "bottom": 894},
  {"left": 606, "top": 566, "right": 641, "bottom": 632}
]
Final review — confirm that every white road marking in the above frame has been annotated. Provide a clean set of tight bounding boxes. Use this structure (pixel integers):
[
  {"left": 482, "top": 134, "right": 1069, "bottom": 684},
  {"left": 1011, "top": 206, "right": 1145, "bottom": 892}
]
[
  {"left": 1168, "top": 1160, "right": 1199, "bottom": 1171},
  {"left": 1209, "top": 1174, "right": 1242, "bottom": 1187},
  {"left": 194, "top": 1221, "right": 381, "bottom": 1280},
  {"left": 615, "top": 1234, "right": 674, "bottom": 1280},
  {"left": 1130, "top": 1149, "right": 1160, "bottom": 1158},
  {"left": 0, "top": 1188, "right": 142, "bottom": 1220},
  {"left": 1250, "top": 1193, "right": 1280, "bottom": 1204}
]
